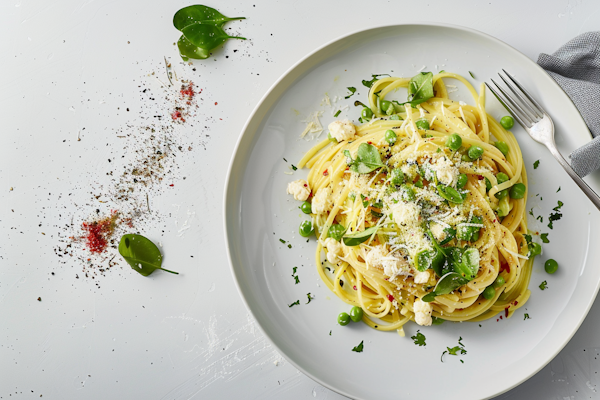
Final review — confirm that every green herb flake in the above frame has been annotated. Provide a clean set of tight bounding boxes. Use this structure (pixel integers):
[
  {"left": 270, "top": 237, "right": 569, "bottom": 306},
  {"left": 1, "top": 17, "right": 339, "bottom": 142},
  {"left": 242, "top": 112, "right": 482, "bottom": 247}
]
[
  {"left": 279, "top": 238, "right": 286, "bottom": 244},
  {"left": 362, "top": 74, "right": 390, "bottom": 88},
  {"left": 441, "top": 337, "right": 467, "bottom": 362},
  {"left": 548, "top": 211, "right": 562, "bottom": 229},
  {"left": 306, "top": 293, "right": 314, "bottom": 304},
  {"left": 411, "top": 330, "right": 426, "bottom": 346},
  {"left": 536, "top": 215, "right": 543, "bottom": 222},
  {"left": 288, "top": 300, "right": 300, "bottom": 307},
  {"left": 334, "top": 110, "right": 341, "bottom": 117},
  {"left": 529, "top": 208, "right": 534, "bottom": 216},
  {"left": 557, "top": 187, "right": 561, "bottom": 193},
  {"left": 540, "top": 233, "right": 549, "bottom": 243},
  {"left": 291, "top": 164, "right": 298, "bottom": 171},
  {"left": 329, "top": 330, "right": 332, "bottom": 336},
  {"left": 533, "top": 160, "right": 540, "bottom": 169},
  {"left": 524, "top": 313, "right": 531, "bottom": 320},
  {"left": 469, "top": 71, "right": 475, "bottom": 79},
  {"left": 539, "top": 281, "right": 548, "bottom": 290},
  {"left": 292, "top": 267, "right": 300, "bottom": 284},
  {"left": 287, "top": 244, "right": 292, "bottom": 249},
  {"left": 352, "top": 340, "right": 364, "bottom": 352},
  {"left": 345, "top": 87, "right": 357, "bottom": 99},
  {"left": 553, "top": 200, "right": 564, "bottom": 211}
]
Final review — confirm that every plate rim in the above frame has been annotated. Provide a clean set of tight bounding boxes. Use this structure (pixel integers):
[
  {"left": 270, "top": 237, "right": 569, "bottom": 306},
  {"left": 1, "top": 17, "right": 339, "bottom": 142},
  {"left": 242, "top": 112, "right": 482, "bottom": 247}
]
[{"left": 223, "top": 22, "right": 599, "bottom": 400}]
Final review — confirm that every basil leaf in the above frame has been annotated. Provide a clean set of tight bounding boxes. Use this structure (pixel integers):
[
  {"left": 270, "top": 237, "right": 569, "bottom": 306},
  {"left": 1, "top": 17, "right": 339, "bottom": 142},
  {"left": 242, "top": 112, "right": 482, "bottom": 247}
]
[
  {"left": 452, "top": 248, "right": 480, "bottom": 281},
  {"left": 342, "top": 226, "right": 379, "bottom": 246},
  {"left": 182, "top": 23, "right": 246, "bottom": 51},
  {"left": 348, "top": 143, "right": 384, "bottom": 174},
  {"left": 118, "top": 234, "right": 178, "bottom": 276},
  {"left": 437, "top": 184, "right": 464, "bottom": 204},
  {"left": 173, "top": 5, "right": 245, "bottom": 30},
  {"left": 407, "top": 72, "right": 434, "bottom": 107},
  {"left": 415, "top": 249, "right": 445, "bottom": 272},
  {"left": 327, "top": 224, "right": 347, "bottom": 242}
]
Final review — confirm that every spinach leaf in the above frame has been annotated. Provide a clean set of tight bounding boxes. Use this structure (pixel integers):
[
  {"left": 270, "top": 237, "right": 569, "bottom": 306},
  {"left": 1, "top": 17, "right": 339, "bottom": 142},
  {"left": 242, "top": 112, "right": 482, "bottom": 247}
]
[
  {"left": 423, "top": 270, "right": 469, "bottom": 302},
  {"left": 342, "top": 226, "right": 379, "bottom": 246},
  {"left": 362, "top": 74, "right": 390, "bottom": 88},
  {"left": 407, "top": 72, "right": 434, "bottom": 107},
  {"left": 182, "top": 24, "right": 246, "bottom": 53},
  {"left": 344, "top": 143, "right": 385, "bottom": 174},
  {"left": 173, "top": 5, "right": 245, "bottom": 30},
  {"left": 118, "top": 234, "right": 178, "bottom": 276},
  {"left": 437, "top": 184, "right": 464, "bottom": 204},
  {"left": 177, "top": 35, "right": 210, "bottom": 61},
  {"left": 451, "top": 247, "right": 480, "bottom": 280}
]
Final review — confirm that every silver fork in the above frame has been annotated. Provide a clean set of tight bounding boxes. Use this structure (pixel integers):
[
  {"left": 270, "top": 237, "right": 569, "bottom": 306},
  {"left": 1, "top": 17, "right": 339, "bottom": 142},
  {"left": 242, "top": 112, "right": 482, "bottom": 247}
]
[{"left": 486, "top": 70, "right": 600, "bottom": 211}]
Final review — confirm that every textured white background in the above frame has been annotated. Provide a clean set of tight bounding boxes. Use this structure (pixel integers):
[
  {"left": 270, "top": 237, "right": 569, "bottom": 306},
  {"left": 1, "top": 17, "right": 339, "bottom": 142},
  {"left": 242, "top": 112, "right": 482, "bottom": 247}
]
[{"left": 1, "top": 0, "right": 600, "bottom": 399}]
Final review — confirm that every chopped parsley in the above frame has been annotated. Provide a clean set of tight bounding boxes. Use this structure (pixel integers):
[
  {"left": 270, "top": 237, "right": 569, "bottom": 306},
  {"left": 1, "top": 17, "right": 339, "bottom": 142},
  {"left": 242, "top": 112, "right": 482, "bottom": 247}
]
[
  {"left": 362, "top": 74, "right": 390, "bottom": 88},
  {"left": 536, "top": 215, "right": 543, "bottom": 223},
  {"left": 291, "top": 164, "right": 298, "bottom": 171},
  {"left": 548, "top": 212, "right": 562, "bottom": 229},
  {"left": 345, "top": 87, "right": 357, "bottom": 99},
  {"left": 288, "top": 300, "right": 300, "bottom": 307},
  {"left": 287, "top": 244, "right": 292, "bottom": 249},
  {"left": 411, "top": 330, "right": 426, "bottom": 346},
  {"left": 529, "top": 208, "right": 534, "bottom": 216},
  {"left": 540, "top": 233, "right": 549, "bottom": 243},
  {"left": 557, "top": 186, "right": 561, "bottom": 193},
  {"left": 292, "top": 267, "right": 300, "bottom": 284},
  {"left": 533, "top": 160, "right": 540, "bottom": 169},
  {"left": 539, "top": 280, "right": 548, "bottom": 290},
  {"left": 306, "top": 293, "right": 314, "bottom": 304},
  {"left": 524, "top": 313, "right": 531, "bottom": 320},
  {"left": 334, "top": 110, "right": 341, "bottom": 117},
  {"left": 279, "top": 238, "right": 286, "bottom": 244},
  {"left": 441, "top": 337, "right": 467, "bottom": 362},
  {"left": 329, "top": 330, "right": 331, "bottom": 336},
  {"left": 553, "top": 200, "right": 564, "bottom": 211},
  {"left": 469, "top": 71, "right": 475, "bottom": 79},
  {"left": 352, "top": 340, "right": 364, "bottom": 352}
]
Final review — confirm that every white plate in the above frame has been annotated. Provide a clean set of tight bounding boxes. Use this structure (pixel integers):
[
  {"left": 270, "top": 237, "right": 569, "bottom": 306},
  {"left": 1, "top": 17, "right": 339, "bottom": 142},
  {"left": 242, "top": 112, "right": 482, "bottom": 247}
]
[{"left": 224, "top": 23, "right": 600, "bottom": 400}]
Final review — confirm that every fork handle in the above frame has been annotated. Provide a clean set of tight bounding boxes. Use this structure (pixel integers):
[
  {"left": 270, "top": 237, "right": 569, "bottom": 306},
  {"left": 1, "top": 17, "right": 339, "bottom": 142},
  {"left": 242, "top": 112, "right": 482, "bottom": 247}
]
[{"left": 546, "top": 143, "right": 600, "bottom": 211}]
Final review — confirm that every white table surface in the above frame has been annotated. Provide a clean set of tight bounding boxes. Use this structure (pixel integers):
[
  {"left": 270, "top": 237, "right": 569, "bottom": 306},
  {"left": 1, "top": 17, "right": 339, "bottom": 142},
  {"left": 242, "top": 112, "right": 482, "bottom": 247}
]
[{"left": 2, "top": 1, "right": 600, "bottom": 399}]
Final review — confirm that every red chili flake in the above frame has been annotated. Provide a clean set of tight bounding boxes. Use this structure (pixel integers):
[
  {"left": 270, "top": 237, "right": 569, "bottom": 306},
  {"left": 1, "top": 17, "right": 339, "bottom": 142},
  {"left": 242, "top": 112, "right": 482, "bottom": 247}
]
[
  {"left": 505, "top": 308, "right": 510, "bottom": 318},
  {"left": 169, "top": 184, "right": 174, "bottom": 187},
  {"left": 81, "top": 211, "right": 119, "bottom": 254},
  {"left": 367, "top": 141, "right": 372, "bottom": 144},
  {"left": 171, "top": 110, "right": 185, "bottom": 122},
  {"left": 323, "top": 170, "right": 329, "bottom": 176},
  {"left": 500, "top": 316, "right": 503, "bottom": 320},
  {"left": 387, "top": 294, "right": 394, "bottom": 302},
  {"left": 353, "top": 285, "right": 357, "bottom": 291},
  {"left": 500, "top": 262, "right": 510, "bottom": 273},
  {"left": 180, "top": 82, "right": 195, "bottom": 100},
  {"left": 477, "top": 175, "right": 484, "bottom": 180},
  {"left": 513, "top": 301, "right": 518, "bottom": 306},
  {"left": 214, "top": 102, "right": 218, "bottom": 105}
]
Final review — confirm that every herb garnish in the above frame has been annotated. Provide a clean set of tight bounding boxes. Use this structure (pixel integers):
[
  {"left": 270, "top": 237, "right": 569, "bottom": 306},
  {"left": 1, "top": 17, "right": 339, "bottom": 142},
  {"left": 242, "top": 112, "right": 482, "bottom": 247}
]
[
  {"left": 334, "top": 110, "right": 341, "bottom": 117},
  {"left": 343, "top": 143, "right": 385, "bottom": 174},
  {"left": 540, "top": 233, "right": 549, "bottom": 243},
  {"left": 524, "top": 313, "right": 531, "bottom": 320},
  {"left": 441, "top": 337, "right": 467, "bottom": 362},
  {"left": 288, "top": 300, "right": 300, "bottom": 307},
  {"left": 557, "top": 187, "right": 561, "bottom": 192},
  {"left": 173, "top": 5, "right": 246, "bottom": 61},
  {"left": 539, "top": 281, "right": 548, "bottom": 290},
  {"left": 362, "top": 74, "right": 390, "bottom": 88},
  {"left": 342, "top": 226, "right": 379, "bottom": 246},
  {"left": 345, "top": 87, "right": 357, "bottom": 99},
  {"left": 352, "top": 340, "right": 364, "bottom": 352},
  {"left": 468, "top": 71, "right": 475, "bottom": 79},
  {"left": 553, "top": 200, "right": 564, "bottom": 211},
  {"left": 533, "top": 160, "right": 540, "bottom": 169},
  {"left": 279, "top": 238, "right": 286, "bottom": 244},
  {"left": 306, "top": 293, "right": 314, "bottom": 304},
  {"left": 411, "top": 330, "right": 426, "bottom": 346},
  {"left": 292, "top": 267, "right": 300, "bottom": 284},
  {"left": 118, "top": 234, "right": 179, "bottom": 276},
  {"left": 291, "top": 164, "right": 298, "bottom": 171}
]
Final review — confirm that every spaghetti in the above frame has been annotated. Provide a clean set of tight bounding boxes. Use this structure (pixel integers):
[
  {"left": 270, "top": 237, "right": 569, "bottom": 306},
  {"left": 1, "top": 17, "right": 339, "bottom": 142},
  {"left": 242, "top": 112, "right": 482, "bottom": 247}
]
[{"left": 288, "top": 72, "right": 534, "bottom": 335}]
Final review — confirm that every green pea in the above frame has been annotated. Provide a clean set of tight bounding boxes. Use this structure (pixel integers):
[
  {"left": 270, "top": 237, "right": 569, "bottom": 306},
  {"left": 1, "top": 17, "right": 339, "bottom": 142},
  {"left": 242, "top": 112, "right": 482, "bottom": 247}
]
[
  {"left": 468, "top": 145, "right": 484, "bottom": 160},
  {"left": 380, "top": 100, "right": 394, "bottom": 115},
  {"left": 299, "top": 220, "right": 314, "bottom": 237},
  {"left": 385, "top": 129, "right": 397, "bottom": 145},
  {"left": 485, "top": 177, "right": 492, "bottom": 191},
  {"left": 496, "top": 172, "right": 509, "bottom": 184},
  {"left": 495, "top": 141, "right": 509, "bottom": 156},
  {"left": 495, "top": 189, "right": 508, "bottom": 200},
  {"left": 456, "top": 174, "right": 468, "bottom": 189},
  {"left": 462, "top": 154, "right": 472, "bottom": 162},
  {"left": 391, "top": 168, "right": 404, "bottom": 185},
  {"left": 482, "top": 285, "right": 496, "bottom": 300},
  {"left": 401, "top": 184, "right": 416, "bottom": 201},
  {"left": 300, "top": 201, "right": 312, "bottom": 214},
  {"left": 544, "top": 259, "right": 558, "bottom": 274},
  {"left": 432, "top": 316, "right": 444, "bottom": 325},
  {"left": 328, "top": 224, "right": 346, "bottom": 241},
  {"left": 415, "top": 119, "right": 430, "bottom": 130},
  {"left": 500, "top": 116, "right": 514, "bottom": 129},
  {"left": 509, "top": 183, "right": 526, "bottom": 199},
  {"left": 493, "top": 275, "right": 505, "bottom": 288},
  {"left": 338, "top": 312, "right": 351, "bottom": 326},
  {"left": 361, "top": 107, "right": 373, "bottom": 121},
  {"left": 530, "top": 242, "right": 542, "bottom": 257},
  {"left": 349, "top": 306, "right": 364, "bottom": 322},
  {"left": 445, "top": 133, "right": 462, "bottom": 151}
]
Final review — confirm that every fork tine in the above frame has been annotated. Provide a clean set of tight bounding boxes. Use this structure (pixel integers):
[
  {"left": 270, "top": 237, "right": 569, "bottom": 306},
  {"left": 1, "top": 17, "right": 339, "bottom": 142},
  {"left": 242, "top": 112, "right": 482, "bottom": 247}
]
[
  {"left": 485, "top": 82, "right": 530, "bottom": 129},
  {"left": 502, "top": 69, "right": 547, "bottom": 116},
  {"left": 489, "top": 78, "right": 534, "bottom": 127},
  {"left": 498, "top": 73, "right": 541, "bottom": 121}
]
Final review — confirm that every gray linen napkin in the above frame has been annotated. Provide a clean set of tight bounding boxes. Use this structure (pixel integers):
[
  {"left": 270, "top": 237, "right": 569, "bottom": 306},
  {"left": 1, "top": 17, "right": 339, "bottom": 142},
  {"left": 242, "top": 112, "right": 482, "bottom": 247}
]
[{"left": 538, "top": 31, "right": 600, "bottom": 177}]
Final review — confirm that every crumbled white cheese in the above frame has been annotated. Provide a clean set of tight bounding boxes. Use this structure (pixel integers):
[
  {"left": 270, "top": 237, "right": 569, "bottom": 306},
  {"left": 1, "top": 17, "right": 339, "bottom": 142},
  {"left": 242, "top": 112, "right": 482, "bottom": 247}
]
[
  {"left": 432, "top": 156, "right": 459, "bottom": 186},
  {"left": 413, "top": 270, "right": 431, "bottom": 284},
  {"left": 414, "top": 299, "right": 433, "bottom": 326},
  {"left": 286, "top": 179, "right": 310, "bottom": 201},
  {"left": 323, "top": 237, "right": 343, "bottom": 264},
  {"left": 328, "top": 120, "right": 356, "bottom": 142},
  {"left": 430, "top": 222, "right": 447, "bottom": 242},
  {"left": 312, "top": 187, "right": 332, "bottom": 214},
  {"left": 390, "top": 202, "right": 421, "bottom": 230},
  {"left": 365, "top": 245, "right": 409, "bottom": 278}
]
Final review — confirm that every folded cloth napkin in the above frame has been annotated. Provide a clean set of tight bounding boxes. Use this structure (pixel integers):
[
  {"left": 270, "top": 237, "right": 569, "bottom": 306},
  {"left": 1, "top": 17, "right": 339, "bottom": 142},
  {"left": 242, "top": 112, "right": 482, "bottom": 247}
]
[{"left": 538, "top": 31, "right": 600, "bottom": 177}]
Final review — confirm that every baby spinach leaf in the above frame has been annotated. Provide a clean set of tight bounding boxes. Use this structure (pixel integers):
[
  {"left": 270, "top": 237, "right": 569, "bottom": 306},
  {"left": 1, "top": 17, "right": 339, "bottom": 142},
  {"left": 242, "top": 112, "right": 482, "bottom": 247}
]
[
  {"left": 182, "top": 23, "right": 246, "bottom": 52},
  {"left": 177, "top": 35, "right": 211, "bottom": 61},
  {"left": 118, "top": 234, "right": 178, "bottom": 276},
  {"left": 407, "top": 72, "right": 434, "bottom": 107},
  {"left": 452, "top": 247, "right": 480, "bottom": 280},
  {"left": 342, "top": 226, "right": 379, "bottom": 246},
  {"left": 423, "top": 272, "right": 468, "bottom": 302},
  {"left": 437, "top": 184, "right": 464, "bottom": 204},
  {"left": 362, "top": 74, "right": 390, "bottom": 88},
  {"left": 345, "top": 143, "right": 385, "bottom": 174},
  {"left": 173, "top": 5, "right": 245, "bottom": 30}
]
